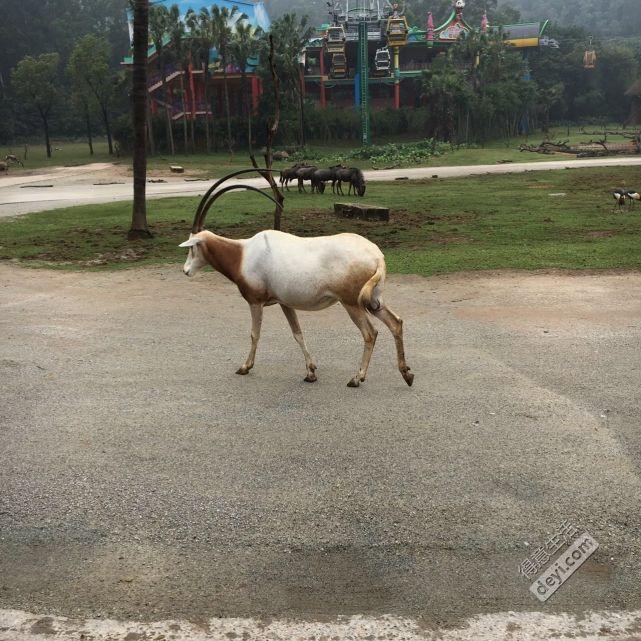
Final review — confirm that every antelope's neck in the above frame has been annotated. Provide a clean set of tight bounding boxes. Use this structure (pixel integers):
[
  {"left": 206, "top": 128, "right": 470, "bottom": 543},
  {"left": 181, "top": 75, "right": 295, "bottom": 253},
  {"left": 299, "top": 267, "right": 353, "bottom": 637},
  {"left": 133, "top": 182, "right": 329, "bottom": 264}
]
[{"left": 202, "top": 233, "right": 243, "bottom": 283}]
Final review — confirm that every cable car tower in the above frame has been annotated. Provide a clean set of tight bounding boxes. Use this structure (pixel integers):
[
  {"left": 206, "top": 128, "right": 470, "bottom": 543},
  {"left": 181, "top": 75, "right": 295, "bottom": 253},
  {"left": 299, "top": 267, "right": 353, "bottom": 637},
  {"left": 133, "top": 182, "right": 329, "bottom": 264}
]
[{"left": 325, "top": 0, "right": 408, "bottom": 146}]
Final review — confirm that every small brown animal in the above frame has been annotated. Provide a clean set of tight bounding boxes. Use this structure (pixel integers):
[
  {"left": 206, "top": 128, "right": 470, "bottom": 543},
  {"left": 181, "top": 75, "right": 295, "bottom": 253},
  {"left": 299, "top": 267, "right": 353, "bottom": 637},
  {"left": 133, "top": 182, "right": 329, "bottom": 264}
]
[{"left": 5, "top": 154, "right": 24, "bottom": 167}]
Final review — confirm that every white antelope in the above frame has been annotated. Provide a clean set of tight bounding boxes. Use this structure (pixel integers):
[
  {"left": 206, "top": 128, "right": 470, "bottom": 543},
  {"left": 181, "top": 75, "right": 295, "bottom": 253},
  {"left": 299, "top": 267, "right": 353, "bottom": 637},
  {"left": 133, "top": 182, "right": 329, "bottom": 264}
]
[{"left": 180, "top": 170, "right": 413, "bottom": 387}]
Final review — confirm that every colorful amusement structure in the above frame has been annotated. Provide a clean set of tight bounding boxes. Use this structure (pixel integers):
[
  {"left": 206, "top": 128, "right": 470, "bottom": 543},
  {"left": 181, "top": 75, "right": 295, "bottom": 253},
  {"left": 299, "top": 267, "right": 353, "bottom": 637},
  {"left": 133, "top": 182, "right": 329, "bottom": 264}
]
[
  {"left": 123, "top": 0, "right": 553, "bottom": 145},
  {"left": 122, "top": 0, "right": 270, "bottom": 127},
  {"left": 302, "top": 0, "right": 553, "bottom": 114}
]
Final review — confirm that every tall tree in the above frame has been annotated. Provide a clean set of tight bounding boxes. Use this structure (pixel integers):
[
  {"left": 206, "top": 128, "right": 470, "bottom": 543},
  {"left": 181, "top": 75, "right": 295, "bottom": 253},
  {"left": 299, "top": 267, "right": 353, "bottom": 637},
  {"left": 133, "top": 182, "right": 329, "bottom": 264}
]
[
  {"left": 186, "top": 7, "right": 215, "bottom": 152},
  {"left": 167, "top": 4, "right": 190, "bottom": 153},
  {"left": 68, "top": 64, "right": 97, "bottom": 155},
  {"left": 11, "top": 53, "right": 60, "bottom": 158},
  {"left": 266, "top": 14, "right": 313, "bottom": 147},
  {"left": 129, "top": 0, "right": 151, "bottom": 239},
  {"left": 230, "top": 20, "right": 262, "bottom": 152},
  {"left": 211, "top": 4, "right": 243, "bottom": 159},
  {"left": 68, "top": 35, "right": 116, "bottom": 155},
  {"left": 150, "top": 3, "right": 176, "bottom": 155}
]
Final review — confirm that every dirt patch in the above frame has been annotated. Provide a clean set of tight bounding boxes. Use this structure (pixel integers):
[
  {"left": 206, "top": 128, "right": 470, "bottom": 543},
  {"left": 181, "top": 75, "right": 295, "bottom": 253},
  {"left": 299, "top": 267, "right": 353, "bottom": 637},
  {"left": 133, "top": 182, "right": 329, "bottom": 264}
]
[{"left": 586, "top": 230, "right": 617, "bottom": 239}]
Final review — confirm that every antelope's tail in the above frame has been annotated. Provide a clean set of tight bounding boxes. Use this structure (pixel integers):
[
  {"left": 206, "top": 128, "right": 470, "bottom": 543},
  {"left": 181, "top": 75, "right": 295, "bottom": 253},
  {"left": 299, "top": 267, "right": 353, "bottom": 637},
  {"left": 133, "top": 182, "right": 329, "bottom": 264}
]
[{"left": 358, "top": 263, "right": 385, "bottom": 312}]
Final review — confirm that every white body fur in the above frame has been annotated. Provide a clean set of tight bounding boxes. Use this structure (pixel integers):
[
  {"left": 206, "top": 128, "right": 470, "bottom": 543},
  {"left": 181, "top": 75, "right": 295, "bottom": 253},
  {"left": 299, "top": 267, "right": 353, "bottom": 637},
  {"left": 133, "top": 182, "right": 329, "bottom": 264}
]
[
  {"left": 181, "top": 229, "right": 412, "bottom": 387},
  {"left": 241, "top": 231, "right": 384, "bottom": 311}
]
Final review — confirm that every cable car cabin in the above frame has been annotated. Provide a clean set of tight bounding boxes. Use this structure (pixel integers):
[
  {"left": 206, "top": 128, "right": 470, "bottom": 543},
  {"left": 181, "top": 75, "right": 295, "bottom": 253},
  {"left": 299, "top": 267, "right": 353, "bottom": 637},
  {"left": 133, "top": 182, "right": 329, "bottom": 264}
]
[
  {"left": 583, "top": 50, "right": 597, "bottom": 69},
  {"left": 386, "top": 16, "right": 408, "bottom": 47},
  {"left": 373, "top": 47, "right": 391, "bottom": 76},
  {"left": 330, "top": 53, "right": 347, "bottom": 79},
  {"left": 325, "top": 25, "right": 346, "bottom": 55}
]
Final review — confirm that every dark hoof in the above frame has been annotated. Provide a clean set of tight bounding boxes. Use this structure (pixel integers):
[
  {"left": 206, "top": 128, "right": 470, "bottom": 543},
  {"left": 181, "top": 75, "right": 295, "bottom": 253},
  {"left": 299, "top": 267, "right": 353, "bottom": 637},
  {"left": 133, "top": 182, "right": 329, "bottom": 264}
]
[
  {"left": 403, "top": 370, "right": 414, "bottom": 387},
  {"left": 236, "top": 367, "right": 250, "bottom": 375},
  {"left": 347, "top": 378, "right": 360, "bottom": 388},
  {"left": 304, "top": 374, "right": 317, "bottom": 383}
]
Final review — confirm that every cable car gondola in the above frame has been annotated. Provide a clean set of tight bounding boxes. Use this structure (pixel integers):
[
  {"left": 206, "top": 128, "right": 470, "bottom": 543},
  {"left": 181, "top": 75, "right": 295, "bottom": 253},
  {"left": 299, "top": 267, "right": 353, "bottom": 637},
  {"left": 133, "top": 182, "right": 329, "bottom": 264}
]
[
  {"left": 325, "top": 25, "right": 346, "bottom": 55},
  {"left": 373, "top": 46, "right": 392, "bottom": 76},
  {"left": 330, "top": 53, "right": 347, "bottom": 79},
  {"left": 583, "top": 36, "right": 597, "bottom": 70},
  {"left": 386, "top": 16, "right": 409, "bottom": 47}
]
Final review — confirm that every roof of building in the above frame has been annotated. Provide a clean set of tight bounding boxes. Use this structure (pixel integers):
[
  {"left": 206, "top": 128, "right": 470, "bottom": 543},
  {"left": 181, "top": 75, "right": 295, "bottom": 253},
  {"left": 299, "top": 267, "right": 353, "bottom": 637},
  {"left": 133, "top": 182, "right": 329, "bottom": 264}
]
[
  {"left": 147, "top": 0, "right": 270, "bottom": 32},
  {"left": 123, "top": 0, "right": 269, "bottom": 65}
]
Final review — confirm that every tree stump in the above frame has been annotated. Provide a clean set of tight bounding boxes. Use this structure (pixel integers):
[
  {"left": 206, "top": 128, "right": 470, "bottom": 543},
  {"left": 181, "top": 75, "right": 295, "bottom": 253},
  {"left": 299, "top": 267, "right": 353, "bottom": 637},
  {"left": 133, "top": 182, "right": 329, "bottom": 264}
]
[{"left": 334, "top": 202, "right": 389, "bottom": 222}]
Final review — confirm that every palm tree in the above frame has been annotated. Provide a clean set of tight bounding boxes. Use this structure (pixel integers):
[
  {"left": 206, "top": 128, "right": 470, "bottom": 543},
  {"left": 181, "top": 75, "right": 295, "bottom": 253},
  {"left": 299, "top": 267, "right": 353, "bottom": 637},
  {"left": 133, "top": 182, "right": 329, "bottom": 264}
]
[
  {"left": 267, "top": 14, "right": 314, "bottom": 147},
  {"left": 149, "top": 3, "right": 176, "bottom": 155},
  {"left": 129, "top": 0, "right": 151, "bottom": 239},
  {"left": 211, "top": 4, "right": 244, "bottom": 160},
  {"left": 230, "top": 19, "right": 261, "bottom": 153},
  {"left": 186, "top": 7, "right": 214, "bottom": 152},
  {"left": 167, "top": 4, "right": 190, "bottom": 153}
]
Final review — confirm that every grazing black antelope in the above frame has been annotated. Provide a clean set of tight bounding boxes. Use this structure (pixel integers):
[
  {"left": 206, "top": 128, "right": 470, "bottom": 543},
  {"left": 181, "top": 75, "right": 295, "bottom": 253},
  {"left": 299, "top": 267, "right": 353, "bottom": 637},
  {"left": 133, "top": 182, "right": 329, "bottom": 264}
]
[
  {"left": 295, "top": 165, "right": 318, "bottom": 193},
  {"left": 336, "top": 167, "right": 366, "bottom": 197},
  {"left": 311, "top": 164, "right": 345, "bottom": 194},
  {"left": 279, "top": 163, "right": 303, "bottom": 191},
  {"left": 179, "top": 168, "right": 413, "bottom": 388}
]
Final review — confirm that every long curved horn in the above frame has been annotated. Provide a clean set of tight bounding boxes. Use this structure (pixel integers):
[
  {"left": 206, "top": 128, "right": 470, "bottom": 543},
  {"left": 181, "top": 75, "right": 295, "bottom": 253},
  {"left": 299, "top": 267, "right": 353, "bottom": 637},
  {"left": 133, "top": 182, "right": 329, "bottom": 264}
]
[
  {"left": 194, "top": 183, "right": 284, "bottom": 233},
  {"left": 192, "top": 168, "right": 279, "bottom": 233}
]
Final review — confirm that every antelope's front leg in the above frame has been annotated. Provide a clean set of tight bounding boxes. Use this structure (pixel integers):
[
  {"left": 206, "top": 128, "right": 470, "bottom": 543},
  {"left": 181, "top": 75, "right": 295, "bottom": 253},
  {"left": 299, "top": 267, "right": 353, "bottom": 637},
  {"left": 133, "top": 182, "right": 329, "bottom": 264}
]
[
  {"left": 236, "top": 304, "right": 263, "bottom": 375},
  {"left": 280, "top": 305, "right": 317, "bottom": 382}
]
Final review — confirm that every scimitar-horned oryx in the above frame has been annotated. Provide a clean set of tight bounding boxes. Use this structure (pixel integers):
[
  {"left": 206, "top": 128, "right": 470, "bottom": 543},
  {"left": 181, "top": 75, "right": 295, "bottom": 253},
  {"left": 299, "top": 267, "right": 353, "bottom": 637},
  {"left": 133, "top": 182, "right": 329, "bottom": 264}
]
[{"left": 179, "top": 168, "right": 413, "bottom": 387}]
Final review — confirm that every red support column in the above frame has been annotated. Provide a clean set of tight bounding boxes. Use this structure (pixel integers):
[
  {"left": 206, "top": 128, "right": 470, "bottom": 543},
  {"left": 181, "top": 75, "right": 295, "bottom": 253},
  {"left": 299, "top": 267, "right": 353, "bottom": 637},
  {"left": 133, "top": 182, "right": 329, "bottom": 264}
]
[
  {"left": 394, "top": 82, "right": 400, "bottom": 109},
  {"left": 319, "top": 51, "right": 327, "bottom": 108},
  {"left": 250, "top": 75, "right": 260, "bottom": 114},
  {"left": 189, "top": 62, "right": 196, "bottom": 118}
]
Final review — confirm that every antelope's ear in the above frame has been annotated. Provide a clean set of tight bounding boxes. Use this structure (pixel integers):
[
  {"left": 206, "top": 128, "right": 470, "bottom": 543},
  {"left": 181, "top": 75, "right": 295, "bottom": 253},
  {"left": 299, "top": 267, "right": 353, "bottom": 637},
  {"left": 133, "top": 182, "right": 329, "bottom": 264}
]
[{"left": 179, "top": 237, "right": 202, "bottom": 248}]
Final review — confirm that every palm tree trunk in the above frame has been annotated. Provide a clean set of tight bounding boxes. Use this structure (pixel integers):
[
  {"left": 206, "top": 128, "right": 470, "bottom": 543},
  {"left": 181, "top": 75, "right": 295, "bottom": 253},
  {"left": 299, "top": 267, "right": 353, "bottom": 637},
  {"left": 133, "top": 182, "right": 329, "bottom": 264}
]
[
  {"left": 240, "top": 71, "right": 251, "bottom": 153},
  {"left": 222, "top": 54, "right": 233, "bottom": 159},
  {"left": 181, "top": 71, "right": 189, "bottom": 153},
  {"left": 203, "top": 69, "right": 211, "bottom": 153},
  {"left": 160, "top": 63, "right": 175, "bottom": 155},
  {"left": 129, "top": 0, "right": 152, "bottom": 239}
]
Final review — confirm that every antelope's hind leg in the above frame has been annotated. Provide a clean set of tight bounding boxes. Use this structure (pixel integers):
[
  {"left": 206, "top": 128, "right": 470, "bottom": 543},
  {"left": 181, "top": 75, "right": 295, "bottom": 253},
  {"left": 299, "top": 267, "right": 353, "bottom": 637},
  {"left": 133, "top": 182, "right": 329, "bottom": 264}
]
[
  {"left": 281, "top": 305, "right": 317, "bottom": 382},
  {"left": 372, "top": 304, "right": 414, "bottom": 386},
  {"left": 343, "top": 303, "right": 378, "bottom": 388},
  {"left": 236, "top": 304, "right": 263, "bottom": 375}
]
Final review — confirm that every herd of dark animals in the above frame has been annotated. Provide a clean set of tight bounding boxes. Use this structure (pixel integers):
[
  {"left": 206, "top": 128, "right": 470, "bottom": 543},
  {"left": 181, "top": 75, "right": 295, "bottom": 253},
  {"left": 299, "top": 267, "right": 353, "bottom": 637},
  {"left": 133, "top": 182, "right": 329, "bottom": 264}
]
[
  {"left": 3, "top": 149, "right": 640, "bottom": 215},
  {"left": 279, "top": 163, "right": 366, "bottom": 197}
]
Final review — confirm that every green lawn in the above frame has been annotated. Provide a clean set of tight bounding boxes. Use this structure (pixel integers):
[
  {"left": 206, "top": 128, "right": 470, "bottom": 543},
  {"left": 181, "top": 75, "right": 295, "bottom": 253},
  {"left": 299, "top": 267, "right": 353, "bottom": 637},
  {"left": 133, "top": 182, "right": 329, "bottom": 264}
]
[
  {"left": 1, "top": 141, "right": 114, "bottom": 171},
  {"left": 2, "top": 125, "right": 634, "bottom": 176},
  {"left": 1, "top": 166, "right": 640, "bottom": 276}
]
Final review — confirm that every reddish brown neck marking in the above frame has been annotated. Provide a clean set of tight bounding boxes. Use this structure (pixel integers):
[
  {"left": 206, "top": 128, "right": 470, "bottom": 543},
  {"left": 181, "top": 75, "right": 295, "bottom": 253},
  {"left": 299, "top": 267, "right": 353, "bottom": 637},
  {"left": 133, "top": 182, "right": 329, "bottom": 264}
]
[{"left": 201, "top": 233, "right": 243, "bottom": 284}]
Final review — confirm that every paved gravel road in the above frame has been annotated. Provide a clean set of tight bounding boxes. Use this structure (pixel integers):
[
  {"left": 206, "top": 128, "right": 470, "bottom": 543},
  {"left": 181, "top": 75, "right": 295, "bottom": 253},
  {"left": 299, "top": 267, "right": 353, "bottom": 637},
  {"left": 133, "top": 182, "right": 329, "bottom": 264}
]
[
  {"left": 2, "top": 156, "right": 641, "bottom": 217},
  {"left": 1, "top": 264, "right": 641, "bottom": 638}
]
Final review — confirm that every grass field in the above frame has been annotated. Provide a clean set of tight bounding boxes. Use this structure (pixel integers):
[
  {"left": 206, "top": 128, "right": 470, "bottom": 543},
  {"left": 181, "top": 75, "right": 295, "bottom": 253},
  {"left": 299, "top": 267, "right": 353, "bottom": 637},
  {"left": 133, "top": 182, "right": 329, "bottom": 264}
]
[
  {"left": 1, "top": 166, "right": 640, "bottom": 276},
  {"left": 2, "top": 125, "right": 635, "bottom": 175}
]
